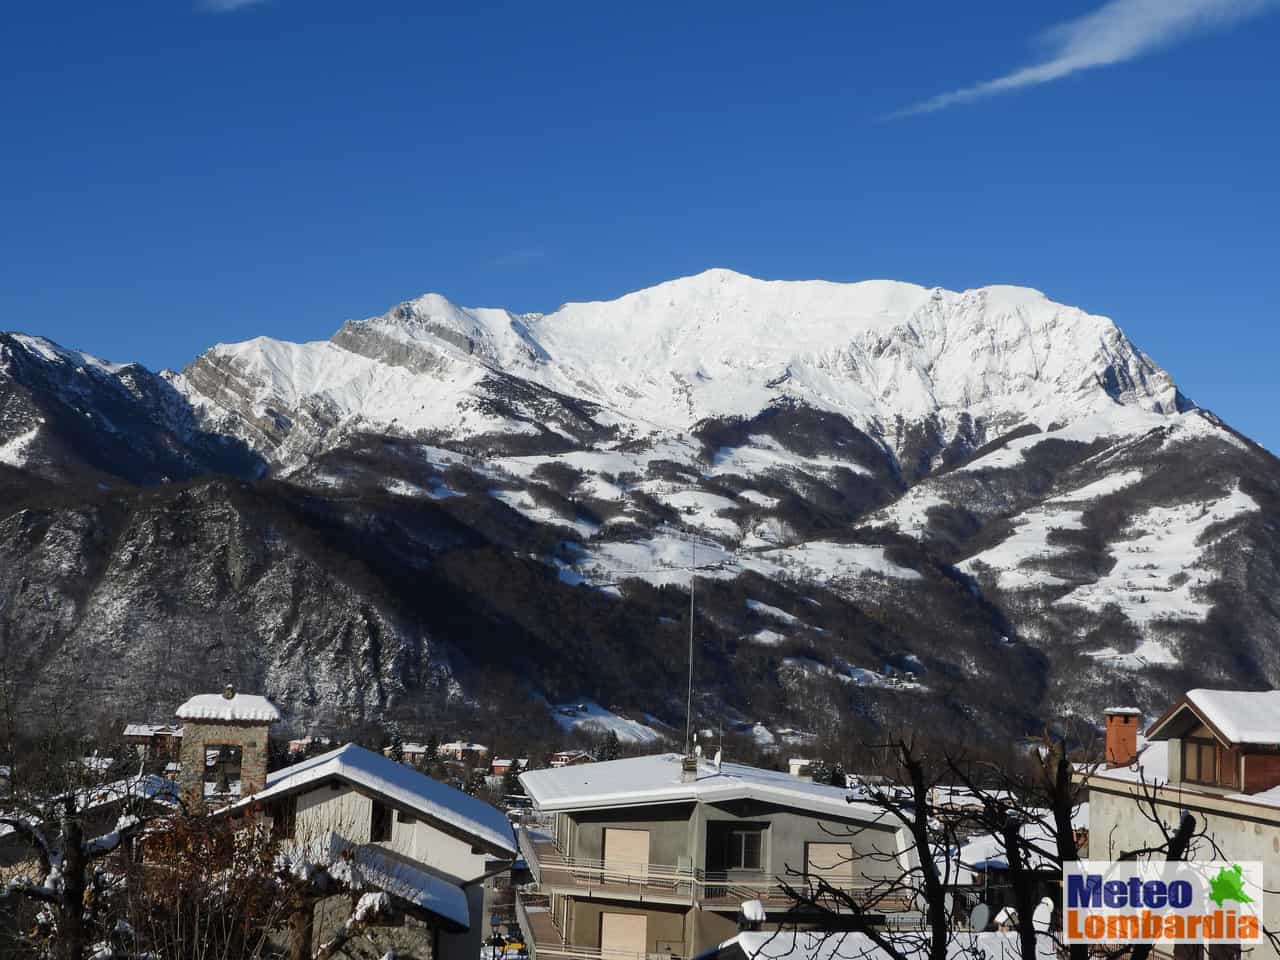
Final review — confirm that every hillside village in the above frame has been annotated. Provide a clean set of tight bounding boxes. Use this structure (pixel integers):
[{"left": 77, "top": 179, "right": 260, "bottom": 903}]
[{"left": 2, "top": 678, "right": 1278, "bottom": 960}]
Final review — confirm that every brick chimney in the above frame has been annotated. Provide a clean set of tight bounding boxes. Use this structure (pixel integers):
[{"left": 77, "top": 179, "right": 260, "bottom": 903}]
[
  {"left": 680, "top": 753, "right": 699, "bottom": 783},
  {"left": 1104, "top": 707, "right": 1141, "bottom": 767}
]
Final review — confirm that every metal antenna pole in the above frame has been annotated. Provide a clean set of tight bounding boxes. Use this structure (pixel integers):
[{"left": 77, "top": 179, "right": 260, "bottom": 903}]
[{"left": 685, "top": 539, "right": 696, "bottom": 755}]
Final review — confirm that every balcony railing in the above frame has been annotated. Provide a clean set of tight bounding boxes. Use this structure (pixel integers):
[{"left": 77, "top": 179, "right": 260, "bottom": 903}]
[
  {"left": 517, "top": 894, "right": 682, "bottom": 960},
  {"left": 518, "top": 827, "right": 887, "bottom": 910}
]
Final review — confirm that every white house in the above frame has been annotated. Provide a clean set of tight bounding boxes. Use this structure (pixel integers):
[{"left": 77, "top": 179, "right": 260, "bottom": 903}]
[{"left": 230, "top": 742, "right": 517, "bottom": 960}]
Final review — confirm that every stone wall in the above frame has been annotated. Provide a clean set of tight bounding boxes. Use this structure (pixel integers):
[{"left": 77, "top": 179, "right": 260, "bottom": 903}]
[{"left": 178, "top": 720, "right": 270, "bottom": 808}]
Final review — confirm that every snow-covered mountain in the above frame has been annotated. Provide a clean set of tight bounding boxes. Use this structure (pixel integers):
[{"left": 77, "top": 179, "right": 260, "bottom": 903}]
[
  {"left": 1, "top": 270, "right": 1275, "bottom": 748},
  {"left": 166, "top": 269, "right": 1187, "bottom": 469}
]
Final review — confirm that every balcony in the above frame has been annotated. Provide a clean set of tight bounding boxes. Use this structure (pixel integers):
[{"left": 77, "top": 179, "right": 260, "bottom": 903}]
[
  {"left": 520, "top": 827, "right": 697, "bottom": 904},
  {"left": 517, "top": 894, "right": 682, "bottom": 960},
  {"left": 517, "top": 827, "right": 888, "bottom": 912}
]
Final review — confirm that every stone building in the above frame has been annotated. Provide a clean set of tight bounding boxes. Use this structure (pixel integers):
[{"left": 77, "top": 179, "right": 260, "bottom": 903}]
[{"left": 175, "top": 683, "right": 280, "bottom": 808}]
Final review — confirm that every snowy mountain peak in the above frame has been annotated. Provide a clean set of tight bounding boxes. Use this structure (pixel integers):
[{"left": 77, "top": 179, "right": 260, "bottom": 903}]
[{"left": 154, "top": 271, "right": 1194, "bottom": 465}]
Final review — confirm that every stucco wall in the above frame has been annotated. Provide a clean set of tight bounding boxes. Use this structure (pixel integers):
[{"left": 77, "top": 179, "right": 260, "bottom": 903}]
[
  {"left": 1088, "top": 786, "right": 1280, "bottom": 960},
  {"left": 567, "top": 899, "right": 690, "bottom": 955}
]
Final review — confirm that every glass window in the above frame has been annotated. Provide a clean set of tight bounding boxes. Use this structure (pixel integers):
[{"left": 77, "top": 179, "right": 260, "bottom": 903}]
[
  {"left": 728, "top": 829, "right": 762, "bottom": 870},
  {"left": 370, "top": 800, "right": 392, "bottom": 842}
]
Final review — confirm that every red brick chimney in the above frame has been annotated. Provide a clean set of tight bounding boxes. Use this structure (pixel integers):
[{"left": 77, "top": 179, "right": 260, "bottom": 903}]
[{"left": 1104, "top": 707, "right": 1141, "bottom": 767}]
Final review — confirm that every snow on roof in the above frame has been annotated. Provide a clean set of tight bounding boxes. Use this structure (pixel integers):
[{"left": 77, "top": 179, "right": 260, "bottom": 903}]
[
  {"left": 709, "top": 930, "right": 1054, "bottom": 960},
  {"left": 1081, "top": 735, "right": 1171, "bottom": 788},
  {"left": 175, "top": 692, "right": 281, "bottom": 723},
  {"left": 1104, "top": 707, "right": 1141, "bottom": 716},
  {"left": 0, "top": 775, "right": 178, "bottom": 840},
  {"left": 123, "top": 723, "right": 182, "bottom": 738},
  {"left": 439, "top": 741, "right": 489, "bottom": 752},
  {"left": 236, "top": 744, "right": 515, "bottom": 854},
  {"left": 347, "top": 844, "right": 470, "bottom": 928},
  {"left": 1182, "top": 689, "right": 1280, "bottom": 744},
  {"left": 520, "top": 753, "right": 885, "bottom": 822}
]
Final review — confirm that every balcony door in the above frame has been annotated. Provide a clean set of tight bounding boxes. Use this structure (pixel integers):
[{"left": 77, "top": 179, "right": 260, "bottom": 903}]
[
  {"left": 603, "top": 828, "right": 650, "bottom": 884},
  {"left": 600, "top": 912, "right": 647, "bottom": 959}
]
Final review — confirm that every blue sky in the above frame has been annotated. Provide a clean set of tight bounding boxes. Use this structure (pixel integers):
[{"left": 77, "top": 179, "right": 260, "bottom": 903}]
[{"left": 2, "top": 1, "right": 1277, "bottom": 449}]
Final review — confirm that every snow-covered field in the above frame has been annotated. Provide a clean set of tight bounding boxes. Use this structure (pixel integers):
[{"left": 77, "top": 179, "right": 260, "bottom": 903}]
[
  {"left": 550, "top": 701, "right": 665, "bottom": 744},
  {"left": 1062, "top": 487, "right": 1258, "bottom": 630},
  {"left": 959, "top": 508, "right": 1084, "bottom": 590}
]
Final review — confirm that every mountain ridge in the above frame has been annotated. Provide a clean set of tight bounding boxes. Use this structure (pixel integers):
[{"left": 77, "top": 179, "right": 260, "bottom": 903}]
[{"left": 0, "top": 271, "right": 1273, "bottom": 749}]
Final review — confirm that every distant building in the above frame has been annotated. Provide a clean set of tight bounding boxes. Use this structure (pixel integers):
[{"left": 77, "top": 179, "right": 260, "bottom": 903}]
[
  {"left": 122, "top": 722, "right": 184, "bottom": 760},
  {"left": 547, "top": 750, "right": 593, "bottom": 768},
  {"left": 787, "top": 758, "right": 811, "bottom": 778},
  {"left": 491, "top": 758, "right": 529, "bottom": 777},
  {"left": 288, "top": 735, "right": 333, "bottom": 756},
  {"left": 440, "top": 741, "right": 490, "bottom": 764},
  {"left": 175, "top": 683, "right": 280, "bottom": 808}
]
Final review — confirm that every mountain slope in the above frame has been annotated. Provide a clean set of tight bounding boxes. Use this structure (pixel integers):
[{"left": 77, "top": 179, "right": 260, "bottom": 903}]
[{"left": 0, "top": 270, "right": 1273, "bottom": 746}]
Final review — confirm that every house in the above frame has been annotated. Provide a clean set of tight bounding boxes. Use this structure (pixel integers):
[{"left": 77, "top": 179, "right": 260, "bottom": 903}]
[
  {"left": 1, "top": 774, "right": 178, "bottom": 883},
  {"left": 440, "top": 741, "right": 490, "bottom": 764},
  {"left": 1078, "top": 694, "right": 1280, "bottom": 960},
  {"left": 230, "top": 742, "right": 518, "bottom": 960},
  {"left": 175, "top": 683, "right": 281, "bottom": 807},
  {"left": 515, "top": 752, "right": 913, "bottom": 960},
  {"left": 548, "top": 750, "right": 594, "bottom": 768},
  {"left": 492, "top": 758, "right": 529, "bottom": 778},
  {"left": 122, "top": 722, "right": 184, "bottom": 760},
  {"left": 787, "top": 758, "right": 811, "bottom": 779},
  {"left": 288, "top": 735, "right": 333, "bottom": 756}
]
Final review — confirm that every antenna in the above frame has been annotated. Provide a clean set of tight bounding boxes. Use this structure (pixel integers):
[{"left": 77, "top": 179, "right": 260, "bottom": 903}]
[{"left": 684, "top": 539, "right": 696, "bottom": 755}]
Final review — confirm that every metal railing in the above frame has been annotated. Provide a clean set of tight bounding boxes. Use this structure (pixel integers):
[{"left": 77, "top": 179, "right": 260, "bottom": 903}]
[
  {"left": 518, "top": 893, "right": 683, "bottom": 960},
  {"left": 519, "top": 827, "right": 884, "bottom": 909}
]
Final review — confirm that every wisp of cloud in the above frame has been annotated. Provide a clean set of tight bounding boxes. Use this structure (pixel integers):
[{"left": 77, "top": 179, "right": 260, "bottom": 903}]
[
  {"left": 200, "top": 0, "right": 267, "bottom": 11},
  {"left": 890, "top": 0, "right": 1278, "bottom": 118}
]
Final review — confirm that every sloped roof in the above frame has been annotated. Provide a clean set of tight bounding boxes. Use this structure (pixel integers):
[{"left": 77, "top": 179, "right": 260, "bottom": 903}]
[
  {"left": 705, "top": 930, "right": 1054, "bottom": 960},
  {"left": 520, "top": 753, "right": 884, "bottom": 822},
  {"left": 176, "top": 692, "right": 281, "bottom": 723},
  {"left": 1146, "top": 689, "right": 1280, "bottom": 746},
  {"left": 234, "top": 743, "right": 515, "bottom": 854}
]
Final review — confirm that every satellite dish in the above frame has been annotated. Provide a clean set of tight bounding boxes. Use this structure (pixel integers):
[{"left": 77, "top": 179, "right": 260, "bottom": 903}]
[
  {"left": 969, "top": 904, "right": 991, "bottom": 932},
  {"left": 1033, "top": 897, "right": 1053, "bottom": 933}
]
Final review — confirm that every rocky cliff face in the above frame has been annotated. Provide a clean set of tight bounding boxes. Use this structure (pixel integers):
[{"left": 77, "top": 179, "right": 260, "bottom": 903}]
[{"left": 0, "top": 272, "right": 1275, "bottom": 745}]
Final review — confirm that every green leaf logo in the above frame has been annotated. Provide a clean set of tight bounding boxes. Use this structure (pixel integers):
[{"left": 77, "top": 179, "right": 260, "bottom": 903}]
[{"left": 1208, "top": 864, "right": 1255, "bottom": 908}]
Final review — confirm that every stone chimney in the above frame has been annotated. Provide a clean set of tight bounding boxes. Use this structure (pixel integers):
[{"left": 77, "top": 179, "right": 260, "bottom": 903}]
[
  {"left": 680, "top": 754, "right": 699, "bottom": 784},
  {"left": 1104, "top": 707, "right": 1141, "bottom": 767}
]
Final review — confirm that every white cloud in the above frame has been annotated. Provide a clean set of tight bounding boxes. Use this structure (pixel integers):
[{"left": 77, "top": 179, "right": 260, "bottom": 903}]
[
  {"left": 200, "top": 0, "right": 268, "bottom": 11},
  {"left": 890, "top": 0, "right": 1278, "bottom": 118}
]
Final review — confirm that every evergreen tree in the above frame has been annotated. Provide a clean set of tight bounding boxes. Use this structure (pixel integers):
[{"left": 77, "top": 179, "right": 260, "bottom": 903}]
[
  {"left": 388, "top": 723, "right": 405, "bottom": 765},
  {"left": 601, "top": 730, "right": 621, "bottom": 761},
  {"left": 501, "top": 761, "right": 523, "bottom": 798}
]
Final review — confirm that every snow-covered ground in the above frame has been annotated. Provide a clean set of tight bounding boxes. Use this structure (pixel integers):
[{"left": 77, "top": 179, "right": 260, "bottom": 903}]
[
  {"left": 959, "top": 508, "right": 1084, "bottom": 590},
  {"left": 0, "top": 425, "right": 40, "bottom": 468},
  {"left": 1061, "top": 486, "right": 1258, "bottom": 634},
  {"left": 550, "top": 700, "right": 665, "bottom": 744}
]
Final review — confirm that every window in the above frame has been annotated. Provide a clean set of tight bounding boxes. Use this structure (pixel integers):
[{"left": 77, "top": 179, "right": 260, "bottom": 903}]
[
  {"left": 370, "top": 800, "right": 392, "bottom": 842},
  {"left": 1183, "top": 738, "right": 1218, "bottom": 786},
  {"left": 271, "top": 795, "right": 297, "bottom": 840},
  {"left": 727, "top": 829, "right": 762, "bottom": 870},
  {"left": 397, "top": 811, "right": 417, "bottom": 824}
]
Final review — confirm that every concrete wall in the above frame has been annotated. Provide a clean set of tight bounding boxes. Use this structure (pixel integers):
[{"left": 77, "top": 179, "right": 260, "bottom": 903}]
[
  {"left": 1088, "top": 786, "right": 1280, "bottom": 960},
  {"left": 568, "top": 804, "right": 695, "bottom": 867},
  {"left": 563, "top": 798, "right": 902, "bottom": 883},
  {"left": 567, "top": 899, "right": 690, "bottom": 956}
]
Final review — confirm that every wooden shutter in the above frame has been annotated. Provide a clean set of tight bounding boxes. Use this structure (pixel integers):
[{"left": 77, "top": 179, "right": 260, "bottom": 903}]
[
  {"left": 603, "top": 828, "right": 650, "bottom": 881},
  {"left": 806, "top": 842, "right": 855, "bottom": 883},
  {"left": 600, "top": 913, "right": 647, "bottom": 958}
]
